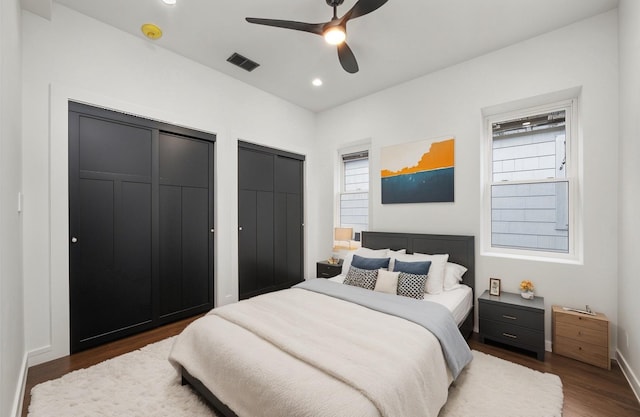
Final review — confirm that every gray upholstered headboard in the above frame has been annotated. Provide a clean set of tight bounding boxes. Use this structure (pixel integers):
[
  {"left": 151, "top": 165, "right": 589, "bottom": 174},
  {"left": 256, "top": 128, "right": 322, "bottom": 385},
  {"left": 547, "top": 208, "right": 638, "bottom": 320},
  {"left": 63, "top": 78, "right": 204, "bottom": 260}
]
[
  {"left": 361, "top": 231, "right": 475, "bottom": 289},
  {"left": 361, "top": 231, "right": 475, "bottom": 336}
]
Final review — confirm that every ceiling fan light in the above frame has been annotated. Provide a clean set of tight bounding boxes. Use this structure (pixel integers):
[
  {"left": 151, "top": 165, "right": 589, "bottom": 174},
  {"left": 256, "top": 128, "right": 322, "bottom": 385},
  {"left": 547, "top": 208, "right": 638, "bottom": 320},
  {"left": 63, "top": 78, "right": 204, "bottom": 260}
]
[{"left": 324, "top": 27, "right": 346, "bottom": 45}]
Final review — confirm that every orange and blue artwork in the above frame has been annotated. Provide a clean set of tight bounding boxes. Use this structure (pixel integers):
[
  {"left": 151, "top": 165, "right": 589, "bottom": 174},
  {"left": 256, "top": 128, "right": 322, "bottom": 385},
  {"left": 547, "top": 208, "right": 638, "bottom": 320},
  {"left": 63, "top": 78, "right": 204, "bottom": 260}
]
[{"left": 381, "top": 137, "right": 454, "bottom": 204}]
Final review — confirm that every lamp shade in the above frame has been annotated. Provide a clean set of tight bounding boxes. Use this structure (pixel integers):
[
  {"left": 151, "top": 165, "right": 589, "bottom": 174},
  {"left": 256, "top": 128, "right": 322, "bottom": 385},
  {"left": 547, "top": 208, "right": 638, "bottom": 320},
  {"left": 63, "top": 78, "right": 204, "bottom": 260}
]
[{"left": 334, "top": 227, "right": 353, "bottom": 241}]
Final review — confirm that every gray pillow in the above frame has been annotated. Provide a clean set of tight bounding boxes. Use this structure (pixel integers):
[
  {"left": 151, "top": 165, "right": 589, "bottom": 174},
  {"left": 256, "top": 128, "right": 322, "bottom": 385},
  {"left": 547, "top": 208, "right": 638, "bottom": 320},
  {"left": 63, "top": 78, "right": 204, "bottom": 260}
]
[
  {"left": 351, "top": 254, "right": 390, "bottom": 270},
  {"left": 393, "top": 259, "right": 431, "bottom": 275}
]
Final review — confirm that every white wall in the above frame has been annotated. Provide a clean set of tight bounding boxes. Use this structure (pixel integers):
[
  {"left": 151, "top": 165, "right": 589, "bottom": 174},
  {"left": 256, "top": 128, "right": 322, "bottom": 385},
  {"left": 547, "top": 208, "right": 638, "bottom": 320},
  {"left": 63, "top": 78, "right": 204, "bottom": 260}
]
[
  {"left": 21, "top": 4, "right": 317, "bottom": 365},
  {"left": 617, "top": 0, "right": 640, "bottom": 399},
  {"left": 315, "top": 11, "right": 620, "bottom": 350},
  {"left": 0, "top": 0, "right": 25, "bottom": 415}
]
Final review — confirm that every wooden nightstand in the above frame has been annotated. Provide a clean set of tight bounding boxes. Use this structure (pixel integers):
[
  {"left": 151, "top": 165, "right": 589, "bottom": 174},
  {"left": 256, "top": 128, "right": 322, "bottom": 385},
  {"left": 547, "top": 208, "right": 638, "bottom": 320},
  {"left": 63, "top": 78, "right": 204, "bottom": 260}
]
[
  {"left": 316, "top": 260, "right": 343, "bottom": 278},
  {"left": 552, "top": 305, "right": 610, "bottom": 369},
  {"left": 479, "top": 290, "right": 545, "bottom": 360}
]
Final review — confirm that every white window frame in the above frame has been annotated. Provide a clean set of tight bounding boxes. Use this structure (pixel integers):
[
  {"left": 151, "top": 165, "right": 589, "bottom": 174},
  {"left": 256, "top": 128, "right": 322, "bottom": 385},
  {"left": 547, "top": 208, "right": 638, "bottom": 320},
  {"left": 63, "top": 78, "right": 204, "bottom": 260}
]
[
  {"left": 336, "top": 143, "right": 371, "bottom": 238},
  {"left": 481, "top": 98, "right": 582, "bottom": 264}
]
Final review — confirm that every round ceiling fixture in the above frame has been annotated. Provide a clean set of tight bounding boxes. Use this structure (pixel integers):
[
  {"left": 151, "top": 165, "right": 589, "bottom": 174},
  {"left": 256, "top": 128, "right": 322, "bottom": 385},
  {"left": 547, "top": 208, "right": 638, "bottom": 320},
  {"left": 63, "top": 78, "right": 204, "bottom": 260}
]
[
  {"left": 141, "top": 23, "right": 163, "bottom": 40},
  {"left": 312, "top": 78, "right": 323, "bottom": 87},
  {"left": 162, "top": 0, "right": 177, "bottom": 4}
]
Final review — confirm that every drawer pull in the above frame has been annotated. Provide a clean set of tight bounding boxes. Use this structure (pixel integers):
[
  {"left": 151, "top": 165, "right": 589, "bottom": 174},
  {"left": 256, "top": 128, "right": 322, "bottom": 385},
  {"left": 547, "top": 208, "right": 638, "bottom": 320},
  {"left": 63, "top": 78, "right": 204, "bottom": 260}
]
[
  {"left": 502, "top": 315, "right": 517, "bottom": 320},
  {"left": 502, "top": 333, "right": 518, "bottom": 339}
]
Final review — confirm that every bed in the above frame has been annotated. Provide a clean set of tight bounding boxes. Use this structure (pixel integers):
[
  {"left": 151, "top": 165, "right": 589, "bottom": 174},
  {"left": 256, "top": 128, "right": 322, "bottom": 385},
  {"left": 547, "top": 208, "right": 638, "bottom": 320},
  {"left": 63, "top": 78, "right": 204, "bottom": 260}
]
[{"left": 169, "top": 232, "right": 475, "bottom": 417}]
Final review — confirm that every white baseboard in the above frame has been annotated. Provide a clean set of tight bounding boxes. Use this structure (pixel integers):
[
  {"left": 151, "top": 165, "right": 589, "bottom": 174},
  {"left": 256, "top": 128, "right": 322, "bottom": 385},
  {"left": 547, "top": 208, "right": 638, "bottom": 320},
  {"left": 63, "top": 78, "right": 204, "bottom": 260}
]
[
  {"left": 11, "top": 352, "right": 28, "bottom": 417},
  {"left": 617, "top": 349, "right": 640, "bottom": 404}
]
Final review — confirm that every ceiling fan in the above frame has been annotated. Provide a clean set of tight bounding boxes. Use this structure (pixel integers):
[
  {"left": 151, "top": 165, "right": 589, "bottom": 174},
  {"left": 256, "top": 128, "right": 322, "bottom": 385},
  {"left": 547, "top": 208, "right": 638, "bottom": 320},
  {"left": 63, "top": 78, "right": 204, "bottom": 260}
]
[{"left": 246, "top": 0, "right": 389, "bottom": 74}]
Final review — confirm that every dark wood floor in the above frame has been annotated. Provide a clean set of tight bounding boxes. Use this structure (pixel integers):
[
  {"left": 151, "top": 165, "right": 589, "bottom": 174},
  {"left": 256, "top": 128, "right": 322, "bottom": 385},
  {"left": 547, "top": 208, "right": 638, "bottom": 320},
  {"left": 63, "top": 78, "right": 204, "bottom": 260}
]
[{"left": 22, "top": 317, "right": 640, "bottom": 417}]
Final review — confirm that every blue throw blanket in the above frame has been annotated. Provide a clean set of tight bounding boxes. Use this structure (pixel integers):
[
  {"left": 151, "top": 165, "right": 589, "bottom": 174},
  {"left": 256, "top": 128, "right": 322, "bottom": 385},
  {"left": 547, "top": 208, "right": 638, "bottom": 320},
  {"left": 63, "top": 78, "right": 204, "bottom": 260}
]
[{"left": 294, "top": 279, "right": 473, "bottom": 379}]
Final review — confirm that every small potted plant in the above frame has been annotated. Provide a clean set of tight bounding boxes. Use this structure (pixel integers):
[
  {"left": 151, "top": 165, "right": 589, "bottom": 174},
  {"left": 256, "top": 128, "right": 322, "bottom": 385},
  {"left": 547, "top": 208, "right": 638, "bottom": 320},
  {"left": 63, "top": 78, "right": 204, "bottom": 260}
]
[{"left": 520, "top": 280, "right": 535, "bottom": 299}]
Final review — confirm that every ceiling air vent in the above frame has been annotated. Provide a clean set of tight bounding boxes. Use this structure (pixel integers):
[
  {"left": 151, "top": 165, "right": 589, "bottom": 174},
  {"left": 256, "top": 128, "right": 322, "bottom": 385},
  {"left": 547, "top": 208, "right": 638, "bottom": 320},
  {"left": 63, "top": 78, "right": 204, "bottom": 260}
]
[{"left": 227, "top": 53, "right": 260, "bottom": 72}]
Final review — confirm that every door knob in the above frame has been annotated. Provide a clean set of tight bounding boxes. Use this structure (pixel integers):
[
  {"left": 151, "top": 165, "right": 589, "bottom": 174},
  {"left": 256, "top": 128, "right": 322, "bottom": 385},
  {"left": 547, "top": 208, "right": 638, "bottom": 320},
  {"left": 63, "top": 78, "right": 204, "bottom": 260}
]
[
  {"left": 239, "top": 226, "right": 243, "bottom": 231},
  {"left": 71, "top": 237, "right": 78, "bottom": 243}
]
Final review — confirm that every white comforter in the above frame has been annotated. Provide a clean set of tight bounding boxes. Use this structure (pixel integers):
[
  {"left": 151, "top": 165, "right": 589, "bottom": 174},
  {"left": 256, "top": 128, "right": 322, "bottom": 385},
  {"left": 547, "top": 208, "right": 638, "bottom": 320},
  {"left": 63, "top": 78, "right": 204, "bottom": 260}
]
[{"left": 169, "top": 287, "right": 450, "bottom": 417}]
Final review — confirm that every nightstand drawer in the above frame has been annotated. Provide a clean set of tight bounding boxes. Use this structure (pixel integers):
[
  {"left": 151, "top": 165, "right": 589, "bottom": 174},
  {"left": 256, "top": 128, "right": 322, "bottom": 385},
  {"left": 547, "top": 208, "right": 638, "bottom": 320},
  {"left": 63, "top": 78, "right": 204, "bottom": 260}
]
[
  {"left": 555, "top": 311, "right": 608, "bottom": 334},
  {"left": 316, "top": 261, "right": 343, "bottom": 278},
  {"left": 554, "top": 335, "right": 609, "bottom": 369},
  {"left": 479, "top": 302, "right": 544, "bottom": 331},
  {"left": 480, "top": 318, "right": 544, "bottom": 348},
  {"left": 555, "top": 320, "right": 607, "bottom": 347}
]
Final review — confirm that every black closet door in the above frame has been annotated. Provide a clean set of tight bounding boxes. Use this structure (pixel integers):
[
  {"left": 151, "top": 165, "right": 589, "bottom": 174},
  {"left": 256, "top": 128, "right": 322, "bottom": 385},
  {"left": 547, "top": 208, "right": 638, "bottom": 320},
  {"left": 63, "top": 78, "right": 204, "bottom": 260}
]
[
  {"left": 69, "top": 114, "right": 154, "bottom": 352},
  {"left": 238, "top": 144, "right": 304, "bottom": 299},
  {"left": 158, "top": 133, "right": 214, "bottom": 319},
  {"left": 274, "top": 155, "right": 303, "bottom": 286},
  {"left": 69, "top": 102, "right": 215, "bottom": 353}
]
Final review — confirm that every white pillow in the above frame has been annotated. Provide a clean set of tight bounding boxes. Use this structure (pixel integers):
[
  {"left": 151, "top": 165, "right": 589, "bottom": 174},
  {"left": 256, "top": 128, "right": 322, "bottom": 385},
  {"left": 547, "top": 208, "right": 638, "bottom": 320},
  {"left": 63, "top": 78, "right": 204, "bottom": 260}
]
[
  {"left": 374, "top": 269, "right": 400, "bottom": 294},
  {"left": 413, "top": 253, "right": 449, "bottom": 294},
  {"left": 443, "top": 262, "right": 468, "bottom": 291},
  {"left": 387, "top": 248, "right": 407, "bottom": 270},
  {"left": 341, "top": 247, "right": 389, "bottom": 275}
]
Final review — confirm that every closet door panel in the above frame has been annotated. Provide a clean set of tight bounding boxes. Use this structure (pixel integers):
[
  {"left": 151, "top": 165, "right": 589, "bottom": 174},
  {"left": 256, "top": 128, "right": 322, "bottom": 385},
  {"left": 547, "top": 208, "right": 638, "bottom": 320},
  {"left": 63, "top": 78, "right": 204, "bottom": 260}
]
[
  {"left": 273, "top": 193, "right": 302, "bottom": 285},
  {"left": 181, "top": 186, "right": 210, "bottom": 308},
  {"left": 275, "top": 155, "right": 302, "bottom": 194},
  {"left": 159, "top": 185, "right": 183, "bottom": 316},
  {"left": 73, "top": 178, "right": 152, "bottom": 348},
  {"left": 286, "top": 193, "right": 303, "bottom": 280},
  {"left": 159, "top": 133, "right": 209, "bottom": 187},
  {"left": 239, "top": 190, "right": 275, "bottom": 299},
  {"left": 239, "top": 149, "right": 274, "bottom": 191},
  {"left": 238, "top": 190, "right": 258, "bottom": 297},
  {"left": 256, "top": 191, "right": 275, "bottom": 288},
  {"left": 79, "top": 116, "right": 151, "bottom": 176},
  {"left": 158, "top": 133, "right": 213, "bottom": 318},
  {"left": 118, "top": 181, "right": 153, "bottom": 321}
]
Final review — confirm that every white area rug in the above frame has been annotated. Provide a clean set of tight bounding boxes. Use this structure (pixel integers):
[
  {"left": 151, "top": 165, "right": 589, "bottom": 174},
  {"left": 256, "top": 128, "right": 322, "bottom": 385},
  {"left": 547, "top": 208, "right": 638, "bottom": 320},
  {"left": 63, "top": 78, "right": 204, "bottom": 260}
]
[{"left": 29, "top": 338, "right": 563, "bottom": 417}]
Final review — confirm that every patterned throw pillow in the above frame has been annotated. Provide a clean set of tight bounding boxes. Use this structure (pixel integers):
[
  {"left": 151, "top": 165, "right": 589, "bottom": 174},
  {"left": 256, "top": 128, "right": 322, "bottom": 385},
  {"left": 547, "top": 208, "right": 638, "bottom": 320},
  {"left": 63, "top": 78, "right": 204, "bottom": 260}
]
[
  {"left": 343, "top": 266, "right": 379, "bottom": 290},
  {"left": 397, "top": 272, "right": 427, "bottom": 299}
]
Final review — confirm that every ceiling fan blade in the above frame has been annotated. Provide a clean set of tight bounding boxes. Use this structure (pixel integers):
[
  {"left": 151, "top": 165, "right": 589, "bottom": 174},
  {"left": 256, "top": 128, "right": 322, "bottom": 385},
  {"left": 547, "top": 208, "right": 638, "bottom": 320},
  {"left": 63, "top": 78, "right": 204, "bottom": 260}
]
[
  {"left": 245, "top": 18, "right": 324, "bottom": 36},
  {"left": 337, "top": 42, "right": 359, "bottom": 74},
  {"left": 342, "top": 0, "right": 388, "bottom": 21}
]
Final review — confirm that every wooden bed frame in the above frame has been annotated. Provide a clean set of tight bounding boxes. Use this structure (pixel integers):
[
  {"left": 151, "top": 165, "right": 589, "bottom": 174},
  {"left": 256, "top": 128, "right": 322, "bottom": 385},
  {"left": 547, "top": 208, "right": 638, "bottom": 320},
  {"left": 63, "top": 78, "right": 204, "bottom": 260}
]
[{"left": 181, "top": 231, "right": 475, "bottom": 417}]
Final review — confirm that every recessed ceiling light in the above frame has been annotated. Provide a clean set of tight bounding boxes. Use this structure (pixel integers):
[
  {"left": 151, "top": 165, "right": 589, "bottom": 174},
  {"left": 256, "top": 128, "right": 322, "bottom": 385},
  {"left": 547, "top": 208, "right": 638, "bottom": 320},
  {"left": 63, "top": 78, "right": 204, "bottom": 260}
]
[
  {"left": 312, "top": 78, "right": 323, "bottom": 87},
  {"left": 162, "top": 0, "right": 177, "bottom": 5}
]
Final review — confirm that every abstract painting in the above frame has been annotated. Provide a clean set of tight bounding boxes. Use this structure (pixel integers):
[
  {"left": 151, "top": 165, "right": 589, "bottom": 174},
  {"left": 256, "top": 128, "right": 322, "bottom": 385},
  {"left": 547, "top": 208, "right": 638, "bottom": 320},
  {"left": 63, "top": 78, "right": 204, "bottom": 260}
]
[{"left": 381, "top": 137, "right": 455, "bottom": 204}]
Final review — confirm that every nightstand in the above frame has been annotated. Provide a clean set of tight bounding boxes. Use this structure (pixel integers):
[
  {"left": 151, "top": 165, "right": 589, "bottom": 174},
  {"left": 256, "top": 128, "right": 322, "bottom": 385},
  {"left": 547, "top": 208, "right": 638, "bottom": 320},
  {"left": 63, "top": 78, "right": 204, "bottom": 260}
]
[
  {"left": 479, "top": 290, "right": 545, "bottom": 360},
  {"left": 552, "top": 305, "right": 610, "bottom": 369},
  {"left": 316, "top": 260, "right": 343, "bottom": 278}
]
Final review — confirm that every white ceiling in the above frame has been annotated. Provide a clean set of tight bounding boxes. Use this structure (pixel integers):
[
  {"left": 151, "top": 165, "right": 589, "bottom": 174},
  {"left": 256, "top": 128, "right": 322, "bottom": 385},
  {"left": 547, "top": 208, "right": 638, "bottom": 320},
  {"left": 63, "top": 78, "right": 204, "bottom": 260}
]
[{"left": 50, "top": 0, "right": 618, "bottom": 112}]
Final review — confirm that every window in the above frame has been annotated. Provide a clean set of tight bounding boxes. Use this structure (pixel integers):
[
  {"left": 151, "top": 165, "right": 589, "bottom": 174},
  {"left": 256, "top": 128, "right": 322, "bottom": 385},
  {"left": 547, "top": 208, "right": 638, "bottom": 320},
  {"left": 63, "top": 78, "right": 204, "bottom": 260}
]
[
  {"left": 483, "top": 99, "right": 580, "bottom": 261},
  {"left": 339, "top": 150, "right": 369, "bottom": 239}
]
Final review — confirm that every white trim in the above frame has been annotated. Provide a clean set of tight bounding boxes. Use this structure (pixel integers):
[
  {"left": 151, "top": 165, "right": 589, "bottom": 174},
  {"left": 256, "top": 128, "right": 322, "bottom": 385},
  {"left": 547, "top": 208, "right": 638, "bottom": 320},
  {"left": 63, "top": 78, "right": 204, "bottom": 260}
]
[
  {"left": 616, "top": 349, "right": 640, "bottom": 405},
  {"left": 11, "top": 352, "right": 28, "bottom": 417},
  {"left": 26, "top": 344, "right": 53, "bottom": 367},
  {"left": 480, "top": 95, "right": 583, "bottom": 264}
]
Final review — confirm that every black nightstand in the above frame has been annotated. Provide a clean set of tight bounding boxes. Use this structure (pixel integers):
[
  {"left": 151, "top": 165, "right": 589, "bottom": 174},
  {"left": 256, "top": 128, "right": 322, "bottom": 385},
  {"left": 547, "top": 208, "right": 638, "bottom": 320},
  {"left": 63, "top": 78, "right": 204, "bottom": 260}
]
[
  {"left": 479, "top": 290, "right": 545, "bottom": 360},
  {"left": 316, "top": 260, "right": 343, "bottom": 278}
]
